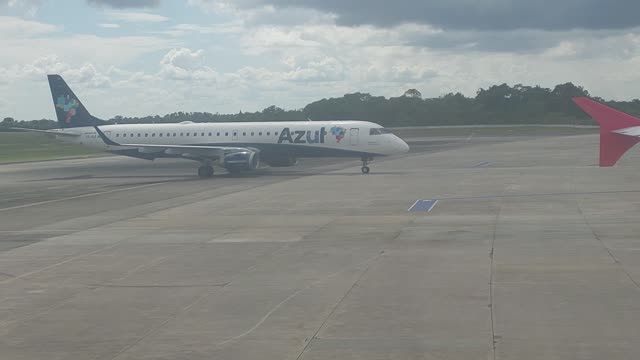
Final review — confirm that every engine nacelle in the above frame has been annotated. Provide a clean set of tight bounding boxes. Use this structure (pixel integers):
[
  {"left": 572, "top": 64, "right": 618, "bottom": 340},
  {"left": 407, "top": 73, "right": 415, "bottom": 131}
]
[
  {"left": 223, "top": 150, "right": 259, "bottom": 172},
  {"left": 264, "top": 155, "right": 298, "bottom": 167}
]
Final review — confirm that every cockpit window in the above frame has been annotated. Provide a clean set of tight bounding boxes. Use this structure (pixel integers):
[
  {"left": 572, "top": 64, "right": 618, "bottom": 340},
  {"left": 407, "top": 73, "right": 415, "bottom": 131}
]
[{"left": 370, "top": 128, "right": 393, "bottom": 135}]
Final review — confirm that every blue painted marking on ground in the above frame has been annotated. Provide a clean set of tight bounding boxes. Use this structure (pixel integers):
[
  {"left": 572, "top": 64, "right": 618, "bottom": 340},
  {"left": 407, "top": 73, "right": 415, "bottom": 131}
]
[
  {"left": 472, "top": 161, "right": 492, "bottom": 168},
  {"left": 408, "top": 199, "right": 439, "bottom": 212}
]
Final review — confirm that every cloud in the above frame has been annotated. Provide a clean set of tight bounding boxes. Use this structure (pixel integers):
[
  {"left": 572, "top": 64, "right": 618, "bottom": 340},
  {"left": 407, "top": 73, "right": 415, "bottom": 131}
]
[
  {"left": 98, "top": 23, "right": 121, "bottom": 28},
  {"left": 159, "top": 48, "right": 218, "bottom": 80},
  {"left": 161, "top": 22, "right": 244, "bottom": 37},
  {"left": 87, "top": 0, "right": 160, "bottom": 8},
  {"left": 0, "top": 32, "right": 174, "bottom": 68},
  {"left": 105, "top": 11, "right": 169, "bottom": 23},
  {"left": 0, "top": 0, "right": 43, "bottom": 16},
  {"left": 0, "top": 16, "right": 57, "bottom": 37},
  {"left": 1, "top": 55, "right": 111, "bottom": 89},
  {"left": 200, "top": 0, "right": 640, "bottom": 31}
]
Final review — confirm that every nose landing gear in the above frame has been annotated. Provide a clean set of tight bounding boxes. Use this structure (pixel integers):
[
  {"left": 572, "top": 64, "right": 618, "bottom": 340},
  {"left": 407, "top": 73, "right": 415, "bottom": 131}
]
[{"left": 361, "top": 155, "right": 372, "bottom": 174}]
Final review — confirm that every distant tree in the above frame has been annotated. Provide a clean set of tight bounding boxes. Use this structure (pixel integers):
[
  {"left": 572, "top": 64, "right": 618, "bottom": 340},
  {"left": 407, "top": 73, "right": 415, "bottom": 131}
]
[
  {"left": 1, "top": 117, "right": 16, "bottom": 130},
  {"left": 403, "top": 89, "right": 422, "bottom": 99}
]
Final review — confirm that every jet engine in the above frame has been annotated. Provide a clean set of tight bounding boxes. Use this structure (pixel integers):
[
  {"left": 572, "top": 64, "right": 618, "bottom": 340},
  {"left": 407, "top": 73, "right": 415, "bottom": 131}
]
[{"left": 223, "top": 150, "right": 259, "bottom": 172}]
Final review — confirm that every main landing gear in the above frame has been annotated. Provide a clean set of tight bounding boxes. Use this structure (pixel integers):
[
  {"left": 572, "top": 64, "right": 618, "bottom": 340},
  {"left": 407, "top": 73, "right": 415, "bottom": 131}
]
[
  {"left": 361, "top": 156, "right": 372, "bottom": 174},
  {"left": 197, "top": 165, "right": 214, "bottom": 178}
]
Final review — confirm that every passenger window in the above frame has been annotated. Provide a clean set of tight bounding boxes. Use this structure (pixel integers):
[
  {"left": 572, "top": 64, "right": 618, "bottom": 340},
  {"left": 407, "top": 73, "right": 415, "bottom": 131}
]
[
  {"left": 116, "top": 133, "right": 120, "bottom": 137},
  {"left": 186, "top": 133, "right": 190, "bottom": 136},
  {"left": 138, "top": 134, "right": 141, "bottom": 137},
  {"left": 267, "top": 132, "right": 270, "bottom": 135},
  {"left": 152, "top": 133, "right": 156, "bottom": 137},
  {"left": 225, "top": 132, "right": 229, "bottom": 136},
  {"left": 208, "top": 132, "right": 212, "bottom": 136},
  {"left": 173, "top": 133, "right": 176, "bottom": 137},
  {"left": 216, "top": 132, "right": 220, "bottom": 136},
  {"left": 201, "top": 132, "right": 205, "bottom": 136},
  {"left": 159, "top": 133, "right": 163, "bottom": 137},
  {"left": 259, "top": 132, "right": 262, "bottom": 136},
  {"left": 145, "top": 133, "right": 148, "bottom": 137},
  {"left": 123, "top": 134, "right": 127, "bottom": 138},
  {"left": 242, "top": 132, "right": 246, "bottom": 136},
  {"left": 167, "top": 133, "right": 170, "bottom": 137},
  {"left": 180, "top": 133, "right": 183, "bottom": 136},
  {"left": 233, "top": 132, "right": 237, "bottom": 136},
  {"left": 275, "top": 132, "right": 278, "bottom": 136},
  {"left": 251, "top": 132, "right": 254, "bottom": 136}
]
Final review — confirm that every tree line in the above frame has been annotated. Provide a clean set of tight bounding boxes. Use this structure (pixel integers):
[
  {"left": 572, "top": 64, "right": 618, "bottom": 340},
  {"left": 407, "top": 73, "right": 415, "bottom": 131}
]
[{"left": 3, "top": 82, "right": 640, "bottom": 131}]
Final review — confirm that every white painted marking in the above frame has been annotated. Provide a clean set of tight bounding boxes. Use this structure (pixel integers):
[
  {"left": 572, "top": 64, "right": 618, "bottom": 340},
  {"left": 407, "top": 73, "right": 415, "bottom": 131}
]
[
  {"left": 407, "top": 199, "right": 421, "bottom": 212},
  {"left": 427, "top": 200, "right": 439, "bottom": 212},
  {"left": 465, "top": 132, "right": 475, "bottom": 142},
  {"left": 472, "top": 161, "right": 491, "bottom": 168},
  {"left": 0, "top": 181, "right": 167, "bottom": 212}
]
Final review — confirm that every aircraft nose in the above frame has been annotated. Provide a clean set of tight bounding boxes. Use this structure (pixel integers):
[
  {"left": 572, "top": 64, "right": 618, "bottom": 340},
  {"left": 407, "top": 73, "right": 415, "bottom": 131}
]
[
  {"left": 401, "top": 140, "right": 410, "bottom": 153},
  {"left": 396, "top": 137, "right": 410, "bottom": 153}
]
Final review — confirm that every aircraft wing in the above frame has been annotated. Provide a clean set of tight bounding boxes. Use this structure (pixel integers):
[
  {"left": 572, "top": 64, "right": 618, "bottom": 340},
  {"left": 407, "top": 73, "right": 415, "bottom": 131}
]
[{"left": 93, "top": 126, "right": 253, "bottom": 158}]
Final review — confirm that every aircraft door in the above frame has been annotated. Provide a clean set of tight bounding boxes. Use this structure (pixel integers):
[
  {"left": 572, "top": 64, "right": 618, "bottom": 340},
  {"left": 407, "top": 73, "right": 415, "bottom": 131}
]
[
  {"left": 350, "top": 128, "right": 359, "bottom": 145},
  {"left": 232, "top": 130, "right": 239, "bottom": 141}
]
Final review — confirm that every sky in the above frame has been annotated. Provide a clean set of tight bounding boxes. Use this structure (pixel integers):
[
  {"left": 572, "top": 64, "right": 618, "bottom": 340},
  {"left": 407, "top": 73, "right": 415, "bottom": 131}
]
[{"left": 2, "top": 0, "right": 640, "bottom": 120}]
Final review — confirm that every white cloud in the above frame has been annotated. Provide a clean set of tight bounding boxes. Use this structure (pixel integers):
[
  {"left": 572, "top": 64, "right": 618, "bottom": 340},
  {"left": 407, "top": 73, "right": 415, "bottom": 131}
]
[
  {"left": 159, "top": 48, "right": 218, "bottom": 81},
  {"left": 2, "top": 0, "right": 43, "bottom": 16},
  {"left": 0, "top": 16, "right": 57, "bottom": 37},
  {"left": 98, "top": 23, "right": 121, "bottom": 29},
  {"left": 0, "top": 34, "right": 174, "bottom": 68},
  {"left": 162, "top": 22, "right": 244, "bottom": 37},
  {"left": 105, "top": 11, "right": 169, "bottom": 23}
]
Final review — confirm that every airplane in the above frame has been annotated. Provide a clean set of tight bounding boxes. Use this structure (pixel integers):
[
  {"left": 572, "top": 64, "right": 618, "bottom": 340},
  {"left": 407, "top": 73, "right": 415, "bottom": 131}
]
[
  {"left": 16, "top": 75, "right": 410, "bottom": 178},
  {"left": 573, "top": 97, "right": 640, "bottom": 167}
]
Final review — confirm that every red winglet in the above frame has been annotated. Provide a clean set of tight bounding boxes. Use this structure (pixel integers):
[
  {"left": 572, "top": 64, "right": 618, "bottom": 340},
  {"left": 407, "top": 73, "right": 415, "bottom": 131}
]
[{"left": 573, "top": 97, "right": 640, "bottom": 167}]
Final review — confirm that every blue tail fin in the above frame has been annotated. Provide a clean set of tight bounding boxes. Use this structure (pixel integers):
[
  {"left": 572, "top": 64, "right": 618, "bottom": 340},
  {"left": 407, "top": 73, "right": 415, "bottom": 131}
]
[{"left": 48, "top": 75, "right": 107, "bottom": 128}]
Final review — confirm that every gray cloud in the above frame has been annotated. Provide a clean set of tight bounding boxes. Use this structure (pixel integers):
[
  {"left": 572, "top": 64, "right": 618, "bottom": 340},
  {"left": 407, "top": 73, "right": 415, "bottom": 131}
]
[
  {"left": 409, "top": 28, "right": 629, "bottom": 54},
  {"left": 220, "top": 0, "right": 640, "bottom": 31},
  {"left": 87, "top": 0, "right": 160, "bottom": 8}
]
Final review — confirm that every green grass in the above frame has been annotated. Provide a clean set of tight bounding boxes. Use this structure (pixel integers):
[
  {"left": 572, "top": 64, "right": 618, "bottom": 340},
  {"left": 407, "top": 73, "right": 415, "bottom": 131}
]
[
  {"left": 0, "top": 132, "right": 105, "bottom": 164},
  {"left": 391, "top": 125, "right": 599, "bottom": 138}
]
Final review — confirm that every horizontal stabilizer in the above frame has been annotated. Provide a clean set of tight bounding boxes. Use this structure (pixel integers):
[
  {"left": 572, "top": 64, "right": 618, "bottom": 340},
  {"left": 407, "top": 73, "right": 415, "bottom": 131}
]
[{"left": 573, "top": 97, "right": 640, "bottom": 167}]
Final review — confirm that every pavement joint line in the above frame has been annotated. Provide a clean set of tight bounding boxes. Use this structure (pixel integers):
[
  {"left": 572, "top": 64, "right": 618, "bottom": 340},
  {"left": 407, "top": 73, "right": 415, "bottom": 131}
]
[
  {"left": 576, "top": 198, "right": 640, "bottom": 291},
  {"left": 0, "top": 242, "right": 121, "bottom": 285},
  {"left": 0, "top": 181, "right": 170, "bottom": 212},
  {"left": 215, "top": 250, "right": 384, "bottom": 350},
  {"left": 430, "top": 189, "right": 640, "bottom": 201}
]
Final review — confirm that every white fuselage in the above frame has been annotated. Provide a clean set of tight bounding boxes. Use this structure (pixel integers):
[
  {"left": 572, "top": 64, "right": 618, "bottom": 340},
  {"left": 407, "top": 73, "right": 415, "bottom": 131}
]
[{"left": 56, "top": 120, "right": 410, "bottom": 158}]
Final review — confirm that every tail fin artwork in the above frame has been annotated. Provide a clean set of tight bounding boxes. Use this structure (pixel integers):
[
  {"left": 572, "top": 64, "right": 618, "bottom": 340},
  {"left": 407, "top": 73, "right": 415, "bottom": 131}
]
[
  {"left": 48, "top": 75, "right": 107, "bottom": 128},
  {"left": 573, "top": 97, "right": 640, "bottom": 167}
]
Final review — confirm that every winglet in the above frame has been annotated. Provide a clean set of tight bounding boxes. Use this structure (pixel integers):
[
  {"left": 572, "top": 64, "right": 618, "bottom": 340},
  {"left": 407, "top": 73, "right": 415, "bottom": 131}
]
[
  {"left": 573, "top": 97, "right": 640, "bottom": 166},
  {"left": 93, "top": 126, "right": 121, "bottom": 146}
]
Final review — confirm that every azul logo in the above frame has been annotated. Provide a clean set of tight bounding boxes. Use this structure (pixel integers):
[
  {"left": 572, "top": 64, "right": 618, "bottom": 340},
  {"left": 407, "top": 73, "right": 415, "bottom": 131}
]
[
  {"left": 55, "top": 95, "right": 79, "bottom": 124},
  {"left": 278, "top": 127, "right": 328, "bottom": 144},
  {"left": 330, "top": 126, "right": 347, "bottom": 143}
]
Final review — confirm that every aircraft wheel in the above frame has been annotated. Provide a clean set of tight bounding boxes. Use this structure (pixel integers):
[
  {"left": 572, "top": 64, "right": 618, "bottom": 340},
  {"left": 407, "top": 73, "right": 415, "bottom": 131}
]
[
  {"left": 198, "top": 165, "right": 214, "bottom": 178},
  {"left": 361, "top": 166, "right": 370, "bottom": 174}
]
